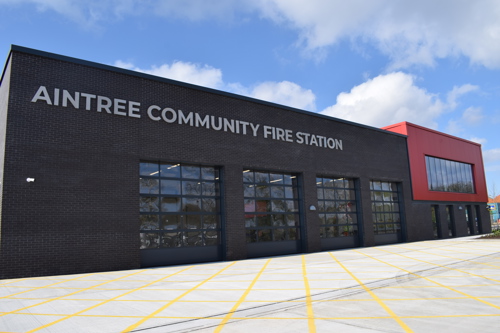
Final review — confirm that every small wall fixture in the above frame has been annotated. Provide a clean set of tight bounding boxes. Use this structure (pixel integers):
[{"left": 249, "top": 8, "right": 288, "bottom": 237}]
[
  {"left": 458, "top": 206, "right": 463, "bottom": 210},
  {"left": 309, "top": 205, "right": 316, "bottom": 211},
  {"left": 26, "top": 178, "right": 35, "bottom": 183}
]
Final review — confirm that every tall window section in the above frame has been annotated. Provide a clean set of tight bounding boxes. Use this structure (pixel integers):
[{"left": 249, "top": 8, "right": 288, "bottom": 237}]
[
  {"left": 243, "top": 170, "right": 300, "bottom": 243},
  {"left": 139, "top": 162, "right": 221, "bottom": 249},
  {"left": 425, "top": 156, "right": 474, "bottom": 193},
  {"left": 370, "top": 181, "right": 402, "bottom": 235},
  {"left": 316, "top": 177, "right": 358, "bottom": 238}
]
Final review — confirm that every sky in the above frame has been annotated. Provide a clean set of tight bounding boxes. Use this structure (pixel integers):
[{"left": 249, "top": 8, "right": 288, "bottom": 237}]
[{"left": 1, "top": 0, "right": 500, "bottom": 197}]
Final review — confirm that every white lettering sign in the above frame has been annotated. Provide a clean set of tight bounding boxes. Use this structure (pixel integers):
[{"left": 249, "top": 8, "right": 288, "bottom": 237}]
[{"left": 31, "top": 86, "right": 343, "bottom": 150}]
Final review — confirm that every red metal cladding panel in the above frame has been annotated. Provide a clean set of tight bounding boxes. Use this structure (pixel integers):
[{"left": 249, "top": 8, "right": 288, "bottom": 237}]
[{"left": 382, "top": 122, "right": 488, "bottom": 202}]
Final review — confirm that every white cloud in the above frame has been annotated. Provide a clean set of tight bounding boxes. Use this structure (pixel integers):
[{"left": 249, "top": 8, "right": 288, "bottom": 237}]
[
  {"left": 445, "top": 106, "right": 484, "bottom": 136},
  {"left": 446, "top": 84, "right": 479, "bottom": 110},
  {"left": 320, "top": 72, "right": 444, "bottom": 128},
  {"left": 483, "top": 148, "right": 500, "bottom": 164},
  {"left": 469, "top": 137, "right": 487, "bottom": 145},
  {"left": 152, "top": 0, "right": 252, "bottom": 21},
  {"left": 114, "top": 61, "right": 316, "bottom": 110},
  {"left": 114, "top": 60, "right": 224, "bottom": 89},
  {"left": 256, "top": 0, "right": 500, "bottom": 69},
  {"left": 462, "top": 106, "right": 484, "bottom": 125},
  {"left": 245, "top": 81, "right": 316, "bottom": 110},
  {"left": 446, "top": 119, "right": 463, "bottom": 135},
  {"left": 5, "top": 1, "right": 500, "bottom": 68},
  {"left": 0, "top": 0, "right": 139, "bottom": 28}
]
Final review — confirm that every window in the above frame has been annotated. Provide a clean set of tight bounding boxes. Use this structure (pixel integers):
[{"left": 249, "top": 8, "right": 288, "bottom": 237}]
[
  {"left": 243, "top": 170, "right": 300, "bottom": 243},
  {"left": 139, "top": 162, "right": 221, "bottom": 249},
  {"left": 316, "top": 177, "right": 358, "bottom": 238},
  {"left": 370, "top": 181, "right": 402, "bottom": 235},
  {"left": 425, "top": 156, "right": 474, "bottom": 193}
]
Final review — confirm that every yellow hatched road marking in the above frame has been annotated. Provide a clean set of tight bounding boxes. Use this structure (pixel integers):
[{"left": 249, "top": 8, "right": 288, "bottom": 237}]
[
  {"left": 6, "top": 311, "right": 500, "bottom": 320},
  {"left": 302, "top": 255, "right": 316, "bottom": 333},
  {"left": 396, "top": 245, "right": 500, "bottom": 269},
  {"left": 0, "top": 273, "right": 96, "bottom": 300},
  {"left": 357, "top": 249, "right": 500, "bottom": 312},
  {"left": 25, "top": 266, "right": 192, "bottom": 333},
  {"left": 121, "top": 261, "right": 237, "bottom": 333},
  {"left": 377, "top": 246, "right": 500, "bottom": 284},
  {"left": 329, "top": 252, "right": 414, "bottom": 333},
  {"left": 0, "top": 278, "right": 30, "bottom": 286},
  {"left": 214, "top": 259, "right": 271, "bottom": 332}
]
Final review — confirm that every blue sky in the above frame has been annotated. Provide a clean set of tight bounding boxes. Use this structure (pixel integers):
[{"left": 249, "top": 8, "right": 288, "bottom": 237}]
[{"left": 1, "top": 0, "right": 500, "bottom": 197}]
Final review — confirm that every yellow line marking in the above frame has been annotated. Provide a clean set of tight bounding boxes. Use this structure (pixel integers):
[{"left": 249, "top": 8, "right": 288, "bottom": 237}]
[
  {"left": 0, "top": 271, "right": 146, "bottom": 316},
  {"left": 357, "top": 249, "right": 500, "bottom": 312},
  {"left": 396, "top": 245, "right": 500, "bottom": 269},
  {"left": 0, "top": 273, "right": 96, "bottom": 300},
  {"left": 121, "top": 261, "right": 237, "bottom": 333},
  {"left": 214, "top": 259, "right": 271, "bottom": 332},
  {"left": 0, "top": 278, "right": 30, "bottom": 286},
  {"left": 328, "top": 252, "right": 413, "bottom": 333},
  {"left": 5, "top": 312, "right": 500, "bottom": 320},
  {"left": 25, "top": 266, "right": 192, "bottom": 333},
  {"left": 302, "top": 255, "right": 317, "bottom": 333}
]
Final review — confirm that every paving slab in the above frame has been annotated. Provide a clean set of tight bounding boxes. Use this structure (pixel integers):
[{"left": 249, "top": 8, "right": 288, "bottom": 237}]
[{"left": 1, "top": 236, "right": 499, "bottom": 332}]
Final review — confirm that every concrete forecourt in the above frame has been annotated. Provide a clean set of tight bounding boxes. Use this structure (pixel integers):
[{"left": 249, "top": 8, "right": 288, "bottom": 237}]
[{"left": 1, "top": 236, "right": 500, "bottom": 333}]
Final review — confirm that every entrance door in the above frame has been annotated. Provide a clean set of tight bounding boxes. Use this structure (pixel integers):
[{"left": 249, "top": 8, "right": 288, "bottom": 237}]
[
  {"left": 446, "top": 205, "right": 455, "bottom": 237},
  {"left": 475, "top": 205, "right": 483, "bottom": 234},
  {"left": 431, "top": 205, "right": 441, "bottom": 239},
  {"left": 465, "top": 205, "right": 474, "bottom": 235}
]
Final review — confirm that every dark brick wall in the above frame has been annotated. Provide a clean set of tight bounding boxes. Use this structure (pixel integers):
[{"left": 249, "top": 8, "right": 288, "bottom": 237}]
[
  {"left": 408, "top": 201, "right": 491, "bottom": 241},
  {"left": 0, "top": 48, "right": 466, "bottom": 279}
]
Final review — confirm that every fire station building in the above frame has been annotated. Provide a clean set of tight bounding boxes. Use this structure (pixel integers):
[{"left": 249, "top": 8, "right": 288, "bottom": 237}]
[{"left": 0, "top": 46, "right": 490, "bottom": 279}]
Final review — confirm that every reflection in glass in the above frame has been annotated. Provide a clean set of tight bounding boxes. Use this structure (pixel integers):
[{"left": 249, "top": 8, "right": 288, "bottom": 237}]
[
  {"left": 201, "top": 167, "right": 217, "bottom": 180},
  {"left": 243, "top": 170, "right": 254, "bottom": 182},
  {"left": 182, "top": 165, "right": 201, "bottom": 179},
  {"left": 182, "top": 181, "right": 201, "bottom": 196},
  {"left": 274, "top": 228, "right": 286, "bottom": 241},
  {"left": 369, "top": 180, "right": 402, "bottom": 235},
  {"left": 246, "top": 229, "right": 257, "bottom": 243},
  {"left": 271, "top": 186, "right": 285, "bottom": 198},
  {"left": 203, "top": 215, "right": 218, "bottom": 229},
  {"left": 185, "top": 215, "right": 201, "bottom": 229},
  {"left": 140, "top": 215, "right": 159, "bottom": 230},
  {"left": 243, "top": 169, "right": 300, "bottom": 243},
  {"left": 259, "top": 229, "right": 272, "bottom": 241},
  {"left": 317, "top": 177, "right": 359, "bottom": 238},
  {"left": 426, "top": 156, "right": 474, "bottom": 194},
  {"left": 182, "top": 198, "right": 201, "bottom": 212},
  {"left": 140, "top": 178, "right": 159, "bottom": 194},
  {"left": 161, "top": 180, "right": 181, "bottom": 195},
  {"left": 202, "top": 182, "right": 217, "bottom": 196},
  {"left": 255, "top": 172, "right": 270, "bottom": 183},
  {"left": 162, "top": 215, "right": 182, "bottom": 230},
  {"left": 204, "top": 230, "right": 218, "bottom": 246},
  {"left": 255, "top": 185, "right": 270, "bottom": 198},
  {"left": 272, "top": 200, "right": 286, "bottom": 212},
  {"left": 140, "top": 232, "right": 159, "bottom": 249},
  {"left": 244, "top": 199, "right": 255, "bottom": 212},
  {"left": 160, "top": 163, "right": 180, "bottom": 178},
  {"left": 256, "top": 215, "right": 271, "bottom": 227},
  {"left": 202, "top": 198, "right": 217, "bottom": 213},
  {"left": 161, "top": 197, "right": 181, "bottom": 212},
  {"left": 140, "top": 162, "right": 220, "bottom": 250},
  {"left": 256, "top": 200, "right": 271, "bottom": 212},
  {"left": 140, "top": 197, "right": 159, "bottom": 212},
  {"left": 244, "top": 184, "right": 255, "bottom": 197},
  {"left": 140, "top": 163, "right": 159, "bottom": 176},
  {"left": 161, "top": 232, "right": 182, "bottom": 247}
]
